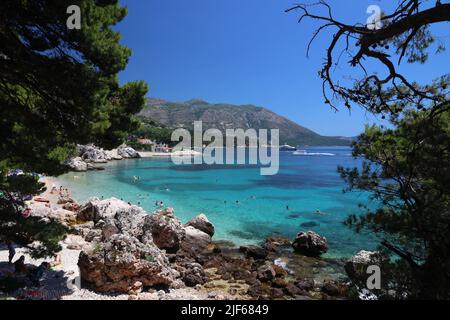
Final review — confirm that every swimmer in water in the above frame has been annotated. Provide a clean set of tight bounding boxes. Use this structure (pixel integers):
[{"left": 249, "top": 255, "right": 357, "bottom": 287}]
[{"left": 286, "top": 205, "right": 289, "bottom": 211}]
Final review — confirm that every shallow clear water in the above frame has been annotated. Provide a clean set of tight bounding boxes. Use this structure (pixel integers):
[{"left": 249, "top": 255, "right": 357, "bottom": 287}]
[{"left": 58, "top": 147, "right": 379, "bottom": 258}]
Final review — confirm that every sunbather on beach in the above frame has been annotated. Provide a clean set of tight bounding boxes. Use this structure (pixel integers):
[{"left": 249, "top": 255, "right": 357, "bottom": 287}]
[
  {"left": 51, "top": 253, "right": 62, "bottom": 267},
  {"left": 50, "top": 184, "right": 57, "bottom": 194},
  {"left": 22, "top": 207, "right": 32, "bottom": 218}
]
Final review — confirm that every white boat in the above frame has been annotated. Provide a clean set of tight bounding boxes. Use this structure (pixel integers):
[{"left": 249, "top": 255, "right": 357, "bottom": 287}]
[
  {"left": 279, "top": 144, "right": 297, "bottom": 151},
  {"left": 293, "top": 150, "right": 335, "bottom": 156}
]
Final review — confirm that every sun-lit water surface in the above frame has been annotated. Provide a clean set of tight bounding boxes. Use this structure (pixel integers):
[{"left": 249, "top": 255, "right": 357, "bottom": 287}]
[{"left": 58, "top": 147, "right": 379, "bottom": 258}]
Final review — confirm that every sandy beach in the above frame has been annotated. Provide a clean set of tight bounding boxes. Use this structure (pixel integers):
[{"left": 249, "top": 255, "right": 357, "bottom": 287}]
[{"left": 0, "top": 177, "right": 107, "bottom": 300}]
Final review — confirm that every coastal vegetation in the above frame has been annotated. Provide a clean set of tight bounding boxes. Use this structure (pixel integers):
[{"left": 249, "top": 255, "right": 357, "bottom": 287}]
[
  {"left": 129, "top": 118, "right": 174, "bottom": 148},
  {"left": 0, "top": 0, "right": 147, "bottom": 258},
  {"left": 290, "top": 0, "right": 450, "bottom": 298},
  {"left": 1, "top": 0, "right": 449, "bottom": 301}
]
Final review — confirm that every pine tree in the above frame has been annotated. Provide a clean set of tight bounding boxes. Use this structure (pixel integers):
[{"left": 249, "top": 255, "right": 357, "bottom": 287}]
[
  {"left": 0, "top": 0, "right": 148, "bottom": 258},
  {"left": 289, "top": 1, "right": 450, "bottom": 298}
]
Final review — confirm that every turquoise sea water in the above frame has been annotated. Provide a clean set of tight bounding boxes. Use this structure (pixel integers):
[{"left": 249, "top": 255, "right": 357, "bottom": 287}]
[{"left": 58, "top": 147, "right": 379, "bottom": 258}]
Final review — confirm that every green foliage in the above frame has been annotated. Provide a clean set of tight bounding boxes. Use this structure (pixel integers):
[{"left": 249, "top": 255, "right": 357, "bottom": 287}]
[
  {"left": 339, "top": 108, "right": 450, "bottom": 299},
  {"left": 0, "top": 172, "right": 68, "bottom": 259},
  {"left": 292, "top": 0, "right": 450, "bottom": 299},
  {"left": 346, "top": 257, "right": 420, "bottom": 300},
  {"left": 0, "top": 0, "right": 148, "bottom": 175},
  {"left": 133, "top": 118, "right": 175, "bottom": 145},
  {"left": 0, "top": 0, "right": 147, "bottom": 258},
  {"left": 92, "top": 242, "right": 102, "bottom": 255}
]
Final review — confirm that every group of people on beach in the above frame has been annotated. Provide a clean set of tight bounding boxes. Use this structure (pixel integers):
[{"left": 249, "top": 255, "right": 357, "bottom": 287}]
[
  {"left": 0, "top": 182, "right": 66, "bottom": 281},
  {"left": 2, "top": 241, "right": 52, "bottom": 287},
  {"left": 50, "top": 185, "right": 71, "bottom": 198}
]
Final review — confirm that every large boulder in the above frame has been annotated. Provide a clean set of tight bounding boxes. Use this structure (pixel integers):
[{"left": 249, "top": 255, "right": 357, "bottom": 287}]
[
  {"left": 264, "top": 236, "right": 291, "bottom": 252},
  {"left": 77, "top": 144, "right": 108, "bottom": 163},
  {"left": 175, "top": 262, "right": 207, "bottom": 287},
  {"left": 239, "top": 245, "right": 268, "bottom": 260},
  {"left": 85, "top": 228, "right": 102, "bottom": 242},
  {"left": 321, "top": 281, "right": 344, "bottom": 297},
  {"left": 77, "top": 197, "right": 145, "bottom": 224},
  {"left": 117, "top": 145, "right": 141, "bottom": 159},
  {"left": 142, "top": 208, "right": 186, "bottom": 253},
  {"left": 78, "top": 234, "right": 178, "bottom": 293},
  {"left": 105, "top": 149, "right": 123, "bottom": 161},
  {"left": 30, "top": 203, "right": 77, "bottom": 226},
  {"left": 76, "top": 198, "right": 147, "bottom": 244},
  {"left": 185, "top": 214, "right": 215, "bottom": 237},
  {"left": 344, "top": 250, "right": 383, "bottom": 279},
  {"left": 115, "top": 208, "right": 146, "bottom": 238},
  {"left": 179, "top": 226, "right": 212, "bottom": 258},
  {"left": 72, "top": 222, "right": 95, "bottom": 238},
  {"left": 257, "top": 263, "right": 276, "bottom": 282},
  {"left": 292, "top": 231, "right": 328, "bottom": 257},
  {"left": 64, "top": 157, "right": 87, "bottom": 172},
  {"left": 57, "top": 196, "right": 75, "bottom": 205},
  {"left": 62, "top": 202, "right": 80, "bottom": 212},
  {"left": 64, "top": 234, "right": 88, "bottom": 251},
  {"left": 101, "top": 223, "right": 119, "bottom": 241}
]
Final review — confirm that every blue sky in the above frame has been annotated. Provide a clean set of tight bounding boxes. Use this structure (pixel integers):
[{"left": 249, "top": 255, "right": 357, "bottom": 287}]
[{"left": 116, "top": 0, "right": 448, "bottom": 136}]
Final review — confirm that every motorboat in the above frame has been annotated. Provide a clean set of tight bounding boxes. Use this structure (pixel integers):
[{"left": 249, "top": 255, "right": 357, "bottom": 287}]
[{"left": 279, "top": 144, "right": 297, "bottom": 151}]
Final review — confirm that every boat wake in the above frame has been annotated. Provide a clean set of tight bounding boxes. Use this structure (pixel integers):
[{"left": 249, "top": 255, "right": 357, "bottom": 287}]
[{"left": 292, "top": 150, "right": 336, "bottom": 156}]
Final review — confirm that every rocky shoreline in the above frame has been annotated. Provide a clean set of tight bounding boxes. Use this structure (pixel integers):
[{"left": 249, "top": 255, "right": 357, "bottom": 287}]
[
  {"left": 72, "top": 198, "right": 342, "bottom": 299},
  {"left": 4, "top": 190, "right": 377, "bottom": 300},
  {"left": 1, "top": 145, "right": 379, "bottom": 300},
  {"left": 64, "top": 144, "right": 141, "bottom": 172}
]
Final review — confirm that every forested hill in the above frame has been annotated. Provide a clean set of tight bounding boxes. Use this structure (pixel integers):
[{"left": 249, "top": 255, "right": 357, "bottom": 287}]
[{"left": 137, "top": 98, "right": 352, "bottom": 146}]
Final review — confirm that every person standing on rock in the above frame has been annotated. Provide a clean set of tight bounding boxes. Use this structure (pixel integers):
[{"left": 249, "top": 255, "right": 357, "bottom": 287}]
[{"left": 7, "top": 240, "right": 16, "bottom": 264}]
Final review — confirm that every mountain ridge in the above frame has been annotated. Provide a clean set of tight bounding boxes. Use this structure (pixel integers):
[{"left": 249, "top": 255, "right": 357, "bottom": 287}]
[{"left": 137, "top": 98, "right": 352, "bottom": 146}]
